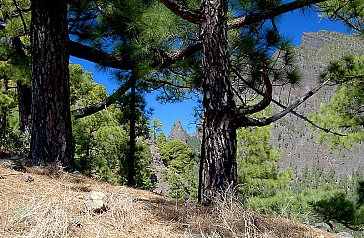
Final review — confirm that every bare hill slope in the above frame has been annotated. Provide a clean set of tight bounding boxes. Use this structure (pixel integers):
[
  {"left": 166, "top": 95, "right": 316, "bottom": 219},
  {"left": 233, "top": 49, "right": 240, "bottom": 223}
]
[{"left": 0, "top": 165, "right": 336, "bottom": 238}]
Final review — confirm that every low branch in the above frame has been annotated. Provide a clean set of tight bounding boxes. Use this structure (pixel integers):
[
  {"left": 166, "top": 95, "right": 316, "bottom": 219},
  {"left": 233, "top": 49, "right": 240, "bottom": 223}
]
[
  {"left": 243, "top": 79, "right": 329, "bottom": 127},
  {"left": 233, "top": 68, "right": 272, "bottom": 115},
  {"left": 69, "top": 40, "right": 132, "bottom": 70},
  {"left": 159, "top": 0, "right": 203, "bottom": 24},
  {"left": 72, "top": 78, "right": 133, "bottom": 119},
  {"left": 229, "top": 0, "right": 326, "bottom": 28},
  {"left": 232, "top": 67, "right": 346, "bottom": 136},
  {"left": 151, "top": 42, "right": 202, "bottom": 69},
  {"left": 233, "top": 73, "right": 345, "bottom": 135}
]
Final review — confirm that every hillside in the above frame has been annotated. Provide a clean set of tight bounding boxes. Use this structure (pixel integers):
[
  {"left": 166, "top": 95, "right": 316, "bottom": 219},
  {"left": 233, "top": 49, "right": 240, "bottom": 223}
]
[
  {"left": 271, "top": 30, "right": 364, "bottom": 176},
  {"left": 0, "top": 165, "right": 336, "bottom": 238}
]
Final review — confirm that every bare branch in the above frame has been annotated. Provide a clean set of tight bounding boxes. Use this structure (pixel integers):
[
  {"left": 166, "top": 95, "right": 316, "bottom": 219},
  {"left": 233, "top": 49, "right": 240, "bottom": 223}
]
[
  {"left": 69, "top": 40, "right": 133, "bottom": 70},
  {"left": 12, "top": 0, "right": 28, "bottom": 34},
  {"left": 232, "top": 67, "right": 346, "bottom": 135},
  {"left": 244, "top": 79, "right": 329, "bottom": 127},
  {"left": 229, "top": 0, "right": 327, "bottom": 28},
  {"left": 159, "top": 0, "right": 203, "bottom": 24},
  {"left": 72, "top": 79, "right": 133, "bottom": 119},
  {"left": 233, "top": 68, "right": 272, "bottom": 116}
]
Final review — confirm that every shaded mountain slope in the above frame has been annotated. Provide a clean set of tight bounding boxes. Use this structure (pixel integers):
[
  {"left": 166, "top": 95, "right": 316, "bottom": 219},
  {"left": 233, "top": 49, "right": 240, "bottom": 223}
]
[{"left": 271, "top": 30, "right": 364, "bottom": 176}]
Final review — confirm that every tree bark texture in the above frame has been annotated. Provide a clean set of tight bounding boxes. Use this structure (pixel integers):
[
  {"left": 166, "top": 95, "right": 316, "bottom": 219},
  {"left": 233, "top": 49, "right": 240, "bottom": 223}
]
[
  {"left": 30, "top": 0, "right": 73, "bottom": 169},
  {"left": 201, "top": 0, "right": 237, "bottom": 204}
]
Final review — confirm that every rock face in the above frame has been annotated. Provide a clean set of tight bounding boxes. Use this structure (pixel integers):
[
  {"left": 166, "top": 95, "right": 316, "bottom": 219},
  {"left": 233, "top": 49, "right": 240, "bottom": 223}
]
[
  {"left": 168, "top": 119, "right": 187, "bottom": 142},
  {"left": 146, "top": 140, "right": 170, "bottom": 196},
  {"left": 271, "top": 30, "right": 364, "bottom": 176}
]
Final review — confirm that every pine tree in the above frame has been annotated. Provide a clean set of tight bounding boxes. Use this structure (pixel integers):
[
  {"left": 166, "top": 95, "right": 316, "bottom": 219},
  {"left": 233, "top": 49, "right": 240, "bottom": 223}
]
[
  {"left": 71, "top": 63, "right": 154, "bottom": 188},
  {"left": 236, "top": 121, "right": 291, "bottom": 200},
  {"left": 311, "top": 1, "right": 364, "bottom": 150},
  {"left": 30, "top": 0, "right": 73, "bottom": 169},
  {"left": 150, "top": 118, "right": 163, "bottom": 141},
  {"left": 159, "top": 140, "right": 198, "bottom": 200},
  {"left": 65, "top": 0, "right": 332, "bottom": 203}
]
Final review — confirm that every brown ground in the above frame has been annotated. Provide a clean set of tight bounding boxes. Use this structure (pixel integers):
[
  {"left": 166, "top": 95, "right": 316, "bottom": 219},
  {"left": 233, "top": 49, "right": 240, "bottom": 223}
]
[{"left": 0, "top": 165, "right": 338, "bottom": 238}]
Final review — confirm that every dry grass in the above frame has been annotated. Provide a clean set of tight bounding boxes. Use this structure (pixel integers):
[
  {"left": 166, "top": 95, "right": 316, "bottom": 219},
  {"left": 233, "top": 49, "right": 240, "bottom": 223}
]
[{"left": 0, "top": 166, "right": 338, "bottom": 238}]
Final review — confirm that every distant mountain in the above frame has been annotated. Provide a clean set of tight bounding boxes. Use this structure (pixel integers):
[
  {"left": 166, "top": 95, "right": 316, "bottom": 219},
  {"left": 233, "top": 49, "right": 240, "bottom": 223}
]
[{"left": 271, "top": 30, "right": 364, "bottom": 176}]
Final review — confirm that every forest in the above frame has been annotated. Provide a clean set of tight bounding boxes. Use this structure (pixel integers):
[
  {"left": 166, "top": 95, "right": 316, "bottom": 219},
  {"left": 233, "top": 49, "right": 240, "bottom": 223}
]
[{"left": 0, "top": 0, "right": 364, "bottom": 237}]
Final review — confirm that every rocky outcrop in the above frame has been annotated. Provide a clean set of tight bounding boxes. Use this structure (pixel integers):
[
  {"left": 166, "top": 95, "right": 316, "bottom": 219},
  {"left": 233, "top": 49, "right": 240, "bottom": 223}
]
[
  {"left": 84, "top": 191, "right": 109, "bottom": 213},
  {"left": 146, "top": 140, "right": 169, "bottom": 196},
  {"left": 168, "top": 119, "right": 187, "bottom": 142}
]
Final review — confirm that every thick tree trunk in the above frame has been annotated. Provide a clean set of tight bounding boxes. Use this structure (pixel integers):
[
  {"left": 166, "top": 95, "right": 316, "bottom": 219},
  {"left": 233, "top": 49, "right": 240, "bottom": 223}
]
[
  {"left": 17, "top": 83, "right": 31, "bottom": 134},
  {"left": 201, "top": 0, "right": 237, "bottom": 204},
  {"left": 30, "top": 0, "right": 73, "bottom": 169}
]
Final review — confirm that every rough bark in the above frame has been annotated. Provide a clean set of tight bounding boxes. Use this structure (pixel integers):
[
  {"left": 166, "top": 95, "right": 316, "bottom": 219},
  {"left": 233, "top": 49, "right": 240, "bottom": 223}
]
[
  {"left": 30, "top": 0, "right": 73, "bottom": 169},
  {"left": 201, "top": 0, "right": 237, "bottom": 204}
]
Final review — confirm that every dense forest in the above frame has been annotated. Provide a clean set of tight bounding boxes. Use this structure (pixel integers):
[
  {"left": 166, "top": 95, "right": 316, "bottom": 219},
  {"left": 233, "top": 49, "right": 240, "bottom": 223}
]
[{"left": 0, "top": 0, "right": 364, "bottom": 237}]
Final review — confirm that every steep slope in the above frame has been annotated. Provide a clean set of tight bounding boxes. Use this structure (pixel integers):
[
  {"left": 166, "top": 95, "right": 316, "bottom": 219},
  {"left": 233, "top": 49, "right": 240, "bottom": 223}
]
[
  {"left": 271, "top": 31, "right": 364, "bottom": 176},
  {"left": 0, "top": 165, "right": 337, "bottom": 238}
]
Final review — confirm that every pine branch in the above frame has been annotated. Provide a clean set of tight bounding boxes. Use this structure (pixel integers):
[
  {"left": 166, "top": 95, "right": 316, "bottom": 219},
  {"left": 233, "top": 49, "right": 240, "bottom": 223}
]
[
  {"left": 69, "top": 41, "right": 132, "bottom": 70},
  {"left": 151, "top": 41, "right": 202, "bottom": 69},
  {"left": 12, "top": 0, "right": 28, "bottom": 34},
  {"left": 159, "top": 0, "right": 203, "bottom": 24},
  {"left": 72, "top": 78, "right": 133, "bottom": 119},
  {"left": 233, "top": 68, "right": 272, "bottom": 116},
  {"left": 229, "top": 0, "right": 327, "bottom": 28},
  {"left": 232, "top": 67, "right": 346, "bottom": 135},
  {"left": 244, "top": 79, "right": 329, "bottom": 127}
]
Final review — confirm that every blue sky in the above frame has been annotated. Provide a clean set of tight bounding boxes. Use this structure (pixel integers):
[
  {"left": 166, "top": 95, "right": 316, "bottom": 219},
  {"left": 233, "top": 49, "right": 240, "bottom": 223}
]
[{"left": 70, "top": 7, "right": 352, "bottom": 136}]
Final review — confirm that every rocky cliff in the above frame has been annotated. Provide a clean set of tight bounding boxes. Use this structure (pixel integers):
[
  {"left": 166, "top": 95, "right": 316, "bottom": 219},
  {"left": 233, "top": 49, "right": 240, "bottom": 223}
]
[
  {"left": 168, "top": 119, "right": 187, "bottom": 142},
  {"left": 272, "top": 30, "right": 364, "bottom": 176}
]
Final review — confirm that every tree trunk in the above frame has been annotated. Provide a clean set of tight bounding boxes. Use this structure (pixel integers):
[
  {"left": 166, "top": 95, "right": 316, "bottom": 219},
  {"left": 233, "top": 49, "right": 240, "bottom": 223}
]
[
  {"left": 201, "top": 0, "right": 237, "bottom": 204},
  {"left": 12, "top": 37, "right": 32, "bottom": 134},
  {"left": 30, "top": 0, "right": 73, "bottom": 169},
  {"left": 127, "top": 77, "right": 136, "bottom": 186},
  {"left": 17, "top": 83, "right": 32, "bottom": 134}
]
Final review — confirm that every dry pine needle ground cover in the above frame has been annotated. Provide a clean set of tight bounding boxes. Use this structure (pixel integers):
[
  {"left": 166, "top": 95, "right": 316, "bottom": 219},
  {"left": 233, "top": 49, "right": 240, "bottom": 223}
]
[{"left": 0, "top": 166, "right": 337, "bottom": 238}]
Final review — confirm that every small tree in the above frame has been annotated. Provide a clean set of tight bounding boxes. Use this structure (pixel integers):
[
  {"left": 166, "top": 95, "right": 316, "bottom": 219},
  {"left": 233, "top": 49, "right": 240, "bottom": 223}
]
[
  {"left": 149, "top": 118, "right": 163, "bottom": 141},
  {"left": 159, "top": 140, "right": 198, "bottom": 200},
  {"left": 237, "top": 119, "right": 291, "bottom": 200}
]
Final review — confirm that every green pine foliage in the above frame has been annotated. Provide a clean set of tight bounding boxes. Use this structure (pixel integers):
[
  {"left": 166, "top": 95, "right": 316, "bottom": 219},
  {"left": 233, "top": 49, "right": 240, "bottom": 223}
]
[
  {"left": 71, "top": 63, "right": 154, "bottom": 188},
  {"left": 311, "top": 180, "right": 364, "bottom": 231},
  {"left": 157, "top": 131, "right": 167, "bottom": 144},
  {"left": 319, "top": 0, "right": 364, "bottom": 33},
  {"left": 311, "top": 55, "right": 364, "bottom": 150},
  {"left": 237, "top": 124, "right": 291, "bottom": 200},
  {"left": 159, "top": 140, "right": 198, "bottom": 200},
  {"left": 149, "top": 118, "right": 163, "bottom": 141}
]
